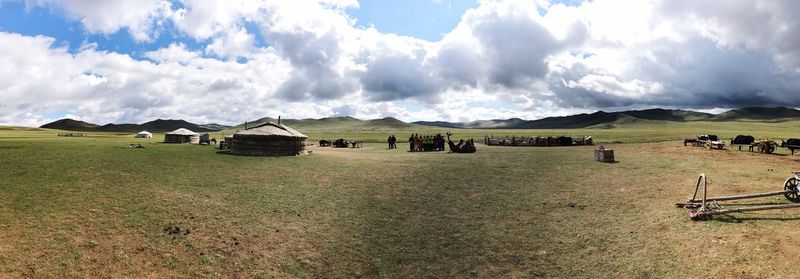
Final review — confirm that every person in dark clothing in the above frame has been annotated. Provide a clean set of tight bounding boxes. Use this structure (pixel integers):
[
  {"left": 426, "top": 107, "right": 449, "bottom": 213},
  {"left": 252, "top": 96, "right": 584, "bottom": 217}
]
[
  {"left": 409, "top": 134, "right": 415, "bottom": 152},
  {"left": 391, "top": 135, "right": 397, "bottom": 149}
]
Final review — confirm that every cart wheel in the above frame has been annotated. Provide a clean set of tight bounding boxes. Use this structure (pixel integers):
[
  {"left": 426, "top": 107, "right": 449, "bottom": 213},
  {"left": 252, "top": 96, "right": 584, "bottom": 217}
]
[
  {"left": 768, "top": 146, "right": 775, "bottom": 154},
  {"left": 784, "top": 177, "right": 800, "bottom": 203}
]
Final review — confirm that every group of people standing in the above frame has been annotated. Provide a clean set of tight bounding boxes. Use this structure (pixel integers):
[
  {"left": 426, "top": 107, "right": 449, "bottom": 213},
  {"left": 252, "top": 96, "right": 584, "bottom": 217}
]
[
  {"left": 408, "top": 133, "right": 446, "bottom": 152},
  {"left": 384, "top": 132, "right": 476, "bottom": 153},
  {"left": 386, "top": 135, "right": 398, "bottom": 149}
]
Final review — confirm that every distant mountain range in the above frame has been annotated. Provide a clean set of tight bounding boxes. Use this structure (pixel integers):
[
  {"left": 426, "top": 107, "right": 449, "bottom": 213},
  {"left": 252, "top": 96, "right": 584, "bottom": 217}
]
[
  {"left": 232, "top": 116, "right": 414, "bottom": 130},
  {"left": 39, "top": 107, "right": 800, "bottom": 132},
  {"left": 412, "top": 107, "right": 800, "bottom": 129},
  {"left": 40, "top": 119, "right": 230, "bottom": 133}
]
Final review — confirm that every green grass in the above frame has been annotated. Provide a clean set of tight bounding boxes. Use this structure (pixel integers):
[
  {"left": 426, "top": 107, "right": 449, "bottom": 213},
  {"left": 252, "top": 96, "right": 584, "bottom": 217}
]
[
  {"left": 3, "top": 122, "right": 800, "bottom": 277},
  {"left": 221, "top": 119, "right": 800, "bottom": 145}
]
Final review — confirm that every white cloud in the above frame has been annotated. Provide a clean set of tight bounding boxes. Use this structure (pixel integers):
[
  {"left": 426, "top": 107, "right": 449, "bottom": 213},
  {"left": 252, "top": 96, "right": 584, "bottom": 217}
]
[
  {"left": 4, "top": 0, "right": 800, "bottom": 126},
  {"left": 143, "top": 43, "right": 199, "bottom": 64},
  {"left": 567, "top": 74, "right": 663, "bottom": 98},
  {"left": 204, "top": 27, "right": 257, "bottom": 59},
  {"left": 25, "top": 0, "right": 172, "bottom": 42}
]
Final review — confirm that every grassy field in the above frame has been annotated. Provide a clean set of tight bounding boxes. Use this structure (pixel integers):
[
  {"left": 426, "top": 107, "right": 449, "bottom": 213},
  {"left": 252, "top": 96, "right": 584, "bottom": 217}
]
[
  {"left": 3, "top": 122, "right": 800, "bottom": 277},
  {"left": 220, "top": 119, "right": 800, "bottom": 145}
]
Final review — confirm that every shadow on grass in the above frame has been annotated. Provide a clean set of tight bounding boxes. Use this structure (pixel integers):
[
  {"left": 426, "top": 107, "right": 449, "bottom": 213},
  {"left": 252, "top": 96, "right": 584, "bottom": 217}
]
[
  {"left": 722, "top": 202, "right": 793, "bottom": 206},
  {"left": 317, "top": 155, "right": 499, "bottom": 277},
  {"left": 713, "top": 214, "right": 800, "bottom": 223}
]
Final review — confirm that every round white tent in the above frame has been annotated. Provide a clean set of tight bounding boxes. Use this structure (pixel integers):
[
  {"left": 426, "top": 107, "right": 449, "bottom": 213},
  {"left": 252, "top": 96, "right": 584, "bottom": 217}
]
[
  {"left": 135, "top": 131, "right": 153, "bottom": 138},
  {"left": 164, "top": 128, "right": 200, "bottom": 144}
]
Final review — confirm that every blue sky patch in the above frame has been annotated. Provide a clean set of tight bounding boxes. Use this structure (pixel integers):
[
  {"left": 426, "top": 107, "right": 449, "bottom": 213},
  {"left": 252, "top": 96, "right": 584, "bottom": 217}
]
[{"left": 347, "top": 0, "right": 478, "bottom": 42}]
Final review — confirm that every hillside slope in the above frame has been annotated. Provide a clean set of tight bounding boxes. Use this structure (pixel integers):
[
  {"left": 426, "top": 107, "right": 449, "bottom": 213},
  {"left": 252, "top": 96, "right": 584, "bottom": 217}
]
[
  {"left": 40, "top": 118, "right": 229, "bottom": 132},
  {"left": 231, "top": 116, "right": 415, "bottom": 132},
  {"left": 40, "top": 119, "right": 99, "bottom": 131},
  {"left": 414, "top": 107, "right": 800, "bottom": 129}
]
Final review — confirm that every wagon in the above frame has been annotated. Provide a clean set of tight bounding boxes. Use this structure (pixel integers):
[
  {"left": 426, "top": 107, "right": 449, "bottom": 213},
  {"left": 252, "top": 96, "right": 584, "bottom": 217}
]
[
  {"left": 752, "top": 139, "right": 778, "bottom": 154},
  {"left": 676, "top": 172, "right": 800, "bottom": 220},
  {"left": 698, "top": 134, "right": 724, "bottom": 149}
]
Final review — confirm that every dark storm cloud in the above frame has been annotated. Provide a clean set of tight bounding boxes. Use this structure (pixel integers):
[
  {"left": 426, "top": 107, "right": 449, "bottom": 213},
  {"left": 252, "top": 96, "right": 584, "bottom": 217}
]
[
  {"left": 360, "top": 54, "right": 441, "bottom": 102},
  {"left": 265, "top": 29, "right": 356, "bottom": 101},
  {"left": 548, "top": 33, "right": 799, "bottom": 110},
  {"left": 469, "top": 12, "right": 586, "bottom": 88},
  {"left": 431, "top": 42, "right": 483, "bottom": 89},
  {"left": 208, "top": 78, "right": 243, "bottom": 92}
]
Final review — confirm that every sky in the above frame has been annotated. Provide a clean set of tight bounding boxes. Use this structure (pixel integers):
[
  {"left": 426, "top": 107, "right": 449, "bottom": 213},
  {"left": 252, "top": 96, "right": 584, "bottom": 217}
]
[{"left": 1, "top": 0, "right": 800, "bottom": 126}]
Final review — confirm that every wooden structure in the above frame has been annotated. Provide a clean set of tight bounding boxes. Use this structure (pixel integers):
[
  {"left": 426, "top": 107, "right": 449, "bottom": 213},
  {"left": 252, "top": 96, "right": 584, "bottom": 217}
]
[
  {"left": 699, "top": 134, "right": 725, "bottom": 149},
  {"left": 164, "top": 128, "right": 200, "bottom": 144},
  {"left": 220, "top": 135, "right": 233, "bottom": 150},
  {"left": 686, "top": 134, "right": 724, "bottom": 149},
  {"left": 230, "top": 122, "right": 308, "bottom": 156},
  {"left": 58, "top": 133, "right": 86, "bottom": 137},
  {"left": 485, "top": 135, "right": 593, "bottom": 147},
  {"left": 199, "top": 133, "right": 211, "bottom": 145},
  {"left": 752, "top": 139, "right": 778, "bottom": 154},
  {"left": 594, "top": 147, "right": 614, "bottom": 162},
  {"left": 676, "top": 173, "right": 800, "bottom": 220}
]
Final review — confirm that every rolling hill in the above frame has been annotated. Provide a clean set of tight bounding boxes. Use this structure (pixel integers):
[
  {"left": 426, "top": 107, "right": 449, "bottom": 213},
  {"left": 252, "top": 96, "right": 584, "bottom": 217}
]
[
  {"left": 714, "top": 106, "right": 800, "bottom": 121},
  {"left": 38, "top": 107, "right": 800, "bottom": 133},
  {"left": 40, "top": 118, "right": 99, "bottom": 131},
  {"left": 40, "top": 118, "right": 230, "bottom": 132},
  {"left": 414, "top": 107, "right": 800, "bottom": 129},
  {"left": 231, "top": 116, "right": 415, "bottom": 131}
]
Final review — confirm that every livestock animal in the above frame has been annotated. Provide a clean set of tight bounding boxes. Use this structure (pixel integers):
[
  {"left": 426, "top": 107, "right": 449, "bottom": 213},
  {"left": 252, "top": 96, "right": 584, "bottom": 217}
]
[
  {"left": 731, "top": 135, "right": 755, "bottom": 145},
  {"left": 446, "top": 132, "right": 477, "bottom": 153},
  {"left": 781, "top": 138, "right": 800, "bottom": 147},
  {"left": 319, "top": 139, "right": 331, "bottom": 147},
  {"left": 558, "top": 136, "right": 573, "bottom": 146},
  {"left": 730, "top": 135, "right": 755, "bottom": 151},
  {"left": 547, "top": 136, "right": 559, "bottom": 146},
  {"left": 782, "top": 138, "right": 800, "bottom": 155},
  {"left": 333, "top": 139, "right": 349, "bottom": 148}
]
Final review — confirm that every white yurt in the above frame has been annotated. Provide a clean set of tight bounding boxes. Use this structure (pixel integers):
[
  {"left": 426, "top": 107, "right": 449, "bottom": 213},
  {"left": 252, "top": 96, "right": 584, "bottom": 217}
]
[
  {"left": 135, "top": 131, "right": 153, "bottom": 138},
  {"left": 164, "top": 128, "right": 200, "bottom": 144}
]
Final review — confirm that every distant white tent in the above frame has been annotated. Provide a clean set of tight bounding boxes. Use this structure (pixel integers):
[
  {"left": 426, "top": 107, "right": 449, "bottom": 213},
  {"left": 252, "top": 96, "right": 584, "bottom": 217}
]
[{"left": 135, "top": 131, "right": 153, "bottom": 138}]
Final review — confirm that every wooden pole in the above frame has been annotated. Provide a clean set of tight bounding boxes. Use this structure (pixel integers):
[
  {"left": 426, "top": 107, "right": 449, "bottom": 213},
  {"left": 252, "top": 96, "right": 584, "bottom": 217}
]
[
  {"left": 694, "top": 203, "right": 800, "bottom": 217},
  {"left": 689, "top": 190, "right": 792, "bottom": 203}
]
